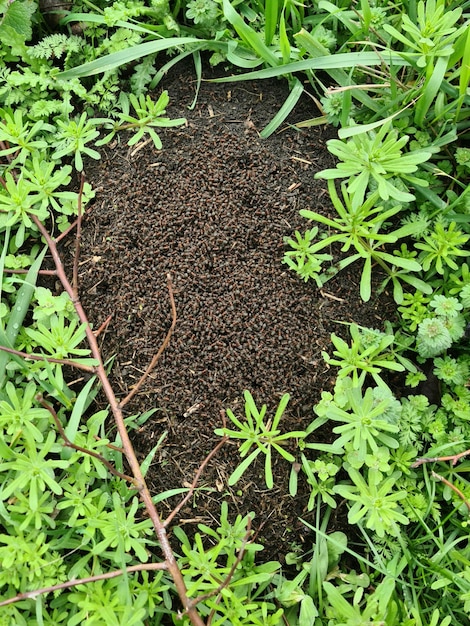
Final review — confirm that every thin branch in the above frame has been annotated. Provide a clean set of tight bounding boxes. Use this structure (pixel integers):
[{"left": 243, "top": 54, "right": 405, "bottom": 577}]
[
  {"left": 54, "top": 202, "right": 95, "bottom": 244},
  {"left": 119, "top": 272, "right": 177, "bottom": 409},
  {"left": 72, "top": 173, "right": 85, "bottom": 298},
  {"left": 93, "top": 434, "right": 125, "bottom": 453},
  {"left": 2, "top": 268, "right": 57, "bottom": 276},
  {"left": 0, "top": 563, "right": 167, "bottom": 607},
  {"left": 0, "top": 344, "right": 96, "bottom": 372},
  {"left": 412, "top": 448, "right": 470, "bottom": 468},
  {"left": 30, "top": 214, "right": 205, "bottom": 626},
  {"left": 164, "top": 435, "right": 228, "bottom": 528},
  {"left": 432, "top": 471, "right": 470, "bottom": 513},
  {"left": 38, "top": 396, "right": 135, "bottom": 484},
  {"left": 94, "top": 313, "right": 113, "bottom": 337}
]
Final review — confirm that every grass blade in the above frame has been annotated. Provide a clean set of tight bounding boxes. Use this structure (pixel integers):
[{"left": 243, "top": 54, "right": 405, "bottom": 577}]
[
  {"left": 188, "top": 50, "right": 202, "bottom": 111},
  {"left": 58, "top": 37, "right": 203, "bottom": 79},
  {"left": 338, "top": 102, "right": 410, "bottom": 138},
  {"left": 415, "top": 55, "right": 448, "bottom": 126},
  {"left": 0, "top": 246, "right": 47, "bottom": 388},
  {"left": 141, "top": 432, "right": 167, "bottom": 477},
  {"left": 260, "top": 77, "right": 304, "bottom": 137},
  {"left": 223, "top": 0, "right": 280, "bottom": 67},
  {"left": 264, "top": 0, "right": 279, "bottom": 46},
  {"left": 149, "top": 44, "right": 206, "bottom": 88},
  {"left": 456, "top": 27, "right": 470, "bottom": 116},
  {"left": 211, "top": 49, "right": 408, "bottom": 82},
  {"left": 279, "top": 9, "right": 291, "bottom": 65},
  {"left": 64, "top": 375, "right": 98, "bottom": 445},
  {"left": 61, "top": 12, "right": 160, "bottom": 36}
]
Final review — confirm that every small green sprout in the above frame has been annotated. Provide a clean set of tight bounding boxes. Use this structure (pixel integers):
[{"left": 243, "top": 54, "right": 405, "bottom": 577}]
[{"left": 215, "top": 390, "right": 306, "bottom": 489}]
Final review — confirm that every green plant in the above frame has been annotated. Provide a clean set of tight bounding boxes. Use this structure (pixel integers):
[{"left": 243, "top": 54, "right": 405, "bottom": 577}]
[
  {"left": 334, "top": 467, "right": 409, "bottom": 537},
  {"left": 415, "top": 221, "right": 469, "bottom": 278},
  {"left": 322, "top": 577, "right": 399, "bottom": 624},
  {"left": 384, "top": 0, "right": 464, "bottom": 70},
  {"left": 173, "top": 502, "right": 283, "bottom": 625},
  {"left": 413, "top": 292, "right": 468, "bottom": 358},
  {"left": 317, "top": 385, "right": 401, "bottom": 467},
  {"left": 282, "top": 227, "right": 333, "bottom": 285},
  {"left": 289, "top": 179, "right": 430, "bottom": 302},
  {"left": 383, "top": 0, "right": 468, "bottom": 125},
  {"left": 271, "top": 528, "right": 348, "bottom": 625},
  {"left": 51, "top": 112, "right": 103, "bottom": 171},
  {"left": 299, "top": 453, "right": 340, "bottom": 510},
  {"left": 214, "top": 390, "right": 306, "bottom": 489},
  {"left": 97, "top": 90, "right": 186, "bottom": 149},
  {"left": 0, "top": 108, "right": 51, "bottom": 165},
  {"left": 0, "top": 0, "right": 469, "bottom": 622},
  {"left": 0, "top": 172, "right": 49, "bottom": 247},
  {"left": 315, "top": 123, "right": 434, "bottom": 208},
  {"left": 322, "top": 323, "right": 411, "bottom": 389}
]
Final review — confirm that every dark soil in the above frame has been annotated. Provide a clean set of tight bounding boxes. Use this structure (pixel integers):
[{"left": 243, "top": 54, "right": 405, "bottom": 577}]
[{"left": 68, "top": 61, "right": 396, "bottom": 563}]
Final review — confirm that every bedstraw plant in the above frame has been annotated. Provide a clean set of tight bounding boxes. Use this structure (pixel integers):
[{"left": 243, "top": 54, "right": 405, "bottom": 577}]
[
  {"left": 214, "top": 390, "right": 306, "bottom": 489},
  {"left": 315, "top": 122, "right": 434, "bottom": 208},
  {"left": 285, "top": 179, "right": 432, "bottom": 302}
]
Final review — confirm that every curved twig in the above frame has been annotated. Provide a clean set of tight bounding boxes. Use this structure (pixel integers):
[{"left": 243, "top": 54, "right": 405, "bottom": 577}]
[
  {"left": 0, "top": 563, "right": 167, "bottom": 607},
  {"left": 31, "top": 214, "right": 205, "bottom": 626},
  {"left": 0, "top": 344, "right": 96, "bottom": 373},
  {"left": 119, "top": 272, "right": 177, "bottom": 409},
  {"left": 164, "top": 435, "right": 228, "bottom": 528}
]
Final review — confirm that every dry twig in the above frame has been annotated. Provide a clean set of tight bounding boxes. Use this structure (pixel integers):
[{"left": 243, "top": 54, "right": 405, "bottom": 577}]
[
  {"left": 119, "top": 272, "right": 177, "bottom": 408},
  {"left": 0, "top": 563, "right": 167, "bottom": 607},
  {"left": 432, "top": 471, "right": 470, "bottom": 513},
  {"left": 29, "top": 211, "right": 206, "bottom": 626}
]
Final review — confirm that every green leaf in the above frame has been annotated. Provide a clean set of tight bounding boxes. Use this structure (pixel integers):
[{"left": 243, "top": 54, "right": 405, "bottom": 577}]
[
  {"left": 323, "top": 581, "right": 358, "bottom": 619},
  {"left": 63, "top": 376, "right": 98, "bottom": 452},
  {"left": 0, "top": 246, "right": 47, "bottom": 388},
  {"left": 360, "top": 255, "right": 372, "bottom": 302},
  {"left": 265, "top": 446, "right": 273, "bottom": 488},
  {"left": 260, "top": 78, "right": 304, "bottom": 138},
  {"left": 58, "top": 37, "right": 203, "bottom": 79},
  {"left": 264, "top": 0, "right": 279, "bottom": 45},
  {"left": 415, "top": 55, "right": 449, "bottom": 126},
  {"left": 457, "top": 27, "right": 470, "bottom": 101},
  {"left": 399, "top": 273, "right": 433, "bottom": 293},
  {"left": 0, "top": 0, "right": 36, "bottom": 40},
  {"left": 61, "top": 12, "right": 158, "bottom": 36},
  {"left": 228, "top": 448, "right": 262, "bottom": 485},
  {"left": 299, "top": 596, "right": 319, "bottom": 625},
  {"left": 210, "top": 51, "right": 409, "bottom": 82},
  {"left": 272, "top": 393, "right": 290, "bottom": 430},
  {"left": 141, "top": 436, "right": 166, "bottom": 477},
  {"left": 223, "top": 0, "right": 280, "bottom": 67},
  {"left": 377, "top": 251, "right": 422, "bottom": 272},
  {"left": 338, "top": 104, "right": 410, "bottom": 139},
  {"left": 278, "top": 9, "right": 291, "bottom": 65}
]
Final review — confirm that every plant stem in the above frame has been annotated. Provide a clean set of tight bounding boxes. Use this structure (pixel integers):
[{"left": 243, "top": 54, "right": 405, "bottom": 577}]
[
  {"left": 0, "top": 563, "right": 168, "bottom": 607},
  {"left": 31, "top": 214, "right": 206, "bottom": 626}
]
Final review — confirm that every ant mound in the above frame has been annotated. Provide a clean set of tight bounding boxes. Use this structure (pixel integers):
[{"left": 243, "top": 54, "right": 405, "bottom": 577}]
[{"left": 74, "top": 65, "right": 392, "bottom": 561}]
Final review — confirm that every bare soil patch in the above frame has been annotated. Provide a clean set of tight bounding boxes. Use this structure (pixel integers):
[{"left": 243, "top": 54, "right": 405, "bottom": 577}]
[{"left": 69, "top": 61, "right": 395, "bottom": 562}]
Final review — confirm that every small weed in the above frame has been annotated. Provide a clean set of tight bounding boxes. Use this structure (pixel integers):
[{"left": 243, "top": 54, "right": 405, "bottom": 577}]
[{"left": 215, "top": 390, "right": 306, "bottom": 489}]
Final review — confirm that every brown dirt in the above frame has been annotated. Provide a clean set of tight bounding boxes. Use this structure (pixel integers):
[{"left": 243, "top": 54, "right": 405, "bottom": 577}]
[{"left": 66, "top": 61, "right": 396, "bottom": 563}]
